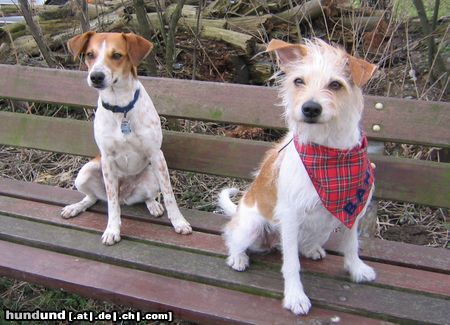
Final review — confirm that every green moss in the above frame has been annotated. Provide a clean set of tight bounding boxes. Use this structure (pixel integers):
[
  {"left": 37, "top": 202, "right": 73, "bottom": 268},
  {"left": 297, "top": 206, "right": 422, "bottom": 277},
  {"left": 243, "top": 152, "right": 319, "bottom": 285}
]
[
  {"left": 210, "top": 109, "right": 222, "bottom": 120},
  {"left": 7, "top": 23, "right": 26, "bottom": 34}
]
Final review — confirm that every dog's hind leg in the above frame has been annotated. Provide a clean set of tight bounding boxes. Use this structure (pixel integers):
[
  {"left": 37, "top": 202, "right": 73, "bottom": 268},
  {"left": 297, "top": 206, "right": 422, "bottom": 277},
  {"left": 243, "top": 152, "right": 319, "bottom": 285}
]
[
  {"left": 121, "top": 165, "right": 164, "bottom": 217},
  {"left": 61, "top": 158, "right": 105, "bottom": 219},
  {"left": 224, "top": 204, "right": 266, "bottom": 272}
]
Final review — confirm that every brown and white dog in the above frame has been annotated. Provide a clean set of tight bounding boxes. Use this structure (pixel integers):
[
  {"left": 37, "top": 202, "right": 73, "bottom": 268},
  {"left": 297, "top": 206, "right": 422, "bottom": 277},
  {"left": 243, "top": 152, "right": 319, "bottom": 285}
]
[
  {"left": 62, "top": 32, "right": 192, "bottom": 245},
  {"left": 219, "top": 39, "right": 377, "bottom": 315}
]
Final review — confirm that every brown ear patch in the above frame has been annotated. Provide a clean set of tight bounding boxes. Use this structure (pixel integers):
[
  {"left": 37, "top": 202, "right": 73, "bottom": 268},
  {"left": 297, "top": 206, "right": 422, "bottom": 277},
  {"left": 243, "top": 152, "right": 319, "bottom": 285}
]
[
  {"left": 266, "top": 39, "right": 307, "bottom": 70},
  {"left": 122, "top": 33, "right": 153, "bottom": 67},
  {"left": 67, "top": 31, "right": 95, "bottom": 59},
  {"left": 347, "top": 55, "right": 377, "bottom": 87}
]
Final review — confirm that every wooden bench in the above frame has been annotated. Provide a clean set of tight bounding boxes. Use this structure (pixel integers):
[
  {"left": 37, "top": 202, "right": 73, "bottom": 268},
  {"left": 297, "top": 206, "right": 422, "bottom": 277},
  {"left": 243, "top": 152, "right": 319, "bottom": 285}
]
[{"left": 0, "top": 63, "right": 449, "bottom": 324}]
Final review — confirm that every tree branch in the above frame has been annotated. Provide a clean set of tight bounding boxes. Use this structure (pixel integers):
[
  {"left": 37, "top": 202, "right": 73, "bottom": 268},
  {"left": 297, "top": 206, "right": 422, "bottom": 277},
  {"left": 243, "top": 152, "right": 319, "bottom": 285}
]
[
  {"left": 74, "top": 0, "right": 90, "bottom": 33},
  {"left": 18, "top": 0, "right": 57, "bottom": 68},
  {"left": 411, "top": 0, "right": 447, "bottom": 82},
  {"left": 165, "top": 0, "right": 186, "bottom": 75},
  {"left": 133, "top": 0, "right": 157, "bottom": 75}
]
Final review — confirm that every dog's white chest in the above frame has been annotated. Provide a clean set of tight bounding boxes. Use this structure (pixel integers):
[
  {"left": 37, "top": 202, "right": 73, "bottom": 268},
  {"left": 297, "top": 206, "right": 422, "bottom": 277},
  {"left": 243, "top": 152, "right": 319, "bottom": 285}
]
[{"left": 94, "top": 108, "right": 158, "bottom": 176}]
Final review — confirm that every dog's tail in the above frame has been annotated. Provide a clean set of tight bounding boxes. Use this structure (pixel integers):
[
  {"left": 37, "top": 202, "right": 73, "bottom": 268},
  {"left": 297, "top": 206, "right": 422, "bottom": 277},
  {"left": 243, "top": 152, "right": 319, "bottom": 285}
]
[{"left": 218, "top": 188, "right": 240, "bottom": 217}]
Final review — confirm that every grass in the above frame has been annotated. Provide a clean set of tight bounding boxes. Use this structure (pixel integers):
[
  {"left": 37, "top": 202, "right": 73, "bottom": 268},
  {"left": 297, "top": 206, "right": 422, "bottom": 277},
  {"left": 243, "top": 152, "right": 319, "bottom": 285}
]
[
  {"left": 0, "top": 277, "right": 192, "bottom": 325},
  {"left": 1, "top": 277, "right": 115, "bottom": 325}
]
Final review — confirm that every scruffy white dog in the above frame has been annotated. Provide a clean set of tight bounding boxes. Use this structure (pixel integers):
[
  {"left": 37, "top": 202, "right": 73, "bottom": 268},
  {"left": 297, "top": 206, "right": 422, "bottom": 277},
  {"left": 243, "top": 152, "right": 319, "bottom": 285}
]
[{"left": 219, "top": 39, "right": 377, "bottom": 315}]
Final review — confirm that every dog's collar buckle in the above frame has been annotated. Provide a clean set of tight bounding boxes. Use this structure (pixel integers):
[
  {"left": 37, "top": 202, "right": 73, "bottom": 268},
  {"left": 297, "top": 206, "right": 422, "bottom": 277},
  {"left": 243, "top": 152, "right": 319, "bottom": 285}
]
[{"left": 101, "top": 88, "right": 140, "bottom": 119}]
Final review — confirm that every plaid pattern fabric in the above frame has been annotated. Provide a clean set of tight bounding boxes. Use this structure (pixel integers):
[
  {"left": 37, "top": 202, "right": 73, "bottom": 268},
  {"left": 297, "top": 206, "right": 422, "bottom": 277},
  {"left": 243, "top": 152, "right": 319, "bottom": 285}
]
[{"left": 294, "top": 134, "right": 374, "bottom": 229}]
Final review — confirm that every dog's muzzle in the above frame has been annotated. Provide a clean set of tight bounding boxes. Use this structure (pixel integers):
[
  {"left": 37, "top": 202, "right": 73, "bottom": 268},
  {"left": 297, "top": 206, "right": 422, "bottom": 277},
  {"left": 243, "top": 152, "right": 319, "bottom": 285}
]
[
  {"left": 301, "top": 101, "right": 322, "bottom": 123},
  {"left": 89, "top": 71, "right": 106, "bottom": 89}
]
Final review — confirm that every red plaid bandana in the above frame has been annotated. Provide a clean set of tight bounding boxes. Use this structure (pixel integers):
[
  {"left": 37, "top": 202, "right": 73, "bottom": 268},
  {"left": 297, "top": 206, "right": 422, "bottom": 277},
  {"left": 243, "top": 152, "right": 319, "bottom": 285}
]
[{"left": 293, "top": 135, "right": 374, "bottom": 229}]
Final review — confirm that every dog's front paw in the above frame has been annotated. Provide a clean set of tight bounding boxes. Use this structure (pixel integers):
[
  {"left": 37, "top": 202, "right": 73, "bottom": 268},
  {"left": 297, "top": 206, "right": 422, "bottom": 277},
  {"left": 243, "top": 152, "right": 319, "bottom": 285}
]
[
  {"left": 346, "top": 260, "right": 376, "bottom": 283},
  {"left": 171, "top": 216, "right": 192, "bottom": 235},
  {"left": 146, "top": 200, "right": 164, "bottom": 217},
  {"left": 227, "top": 254, "right": 249, "bottom": 271},
  {"left": 283, "top": 290, "right": 311, "bottom": 315},
  {"left": 102, "top": 227, "right": 121, "bottom": 245},
  {"left": 61, "top": 204, "right": 83, "bottom": 219},
  {"left": 303, "top": 246, "right": 326, "bottom": 260}
]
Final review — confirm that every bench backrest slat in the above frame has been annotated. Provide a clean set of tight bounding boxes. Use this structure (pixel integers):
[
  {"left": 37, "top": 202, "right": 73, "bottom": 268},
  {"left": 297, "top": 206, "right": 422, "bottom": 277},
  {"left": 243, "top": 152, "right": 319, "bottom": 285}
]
[
  {"left": 1, "top": 111, "right": 448, "bottom": 208},
  {"left": 0, "top": 64, "right": 449, "bottom": 148}
]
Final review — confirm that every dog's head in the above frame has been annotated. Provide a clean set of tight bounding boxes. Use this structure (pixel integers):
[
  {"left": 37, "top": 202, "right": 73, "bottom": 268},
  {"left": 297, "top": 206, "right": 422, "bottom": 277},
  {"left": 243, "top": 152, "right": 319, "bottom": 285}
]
[
  {"left": 67, "top": 32, "right": 153, "bottom": 90},
  {"left": 267, "top": 39, "right": 377, "bottom": 137}
]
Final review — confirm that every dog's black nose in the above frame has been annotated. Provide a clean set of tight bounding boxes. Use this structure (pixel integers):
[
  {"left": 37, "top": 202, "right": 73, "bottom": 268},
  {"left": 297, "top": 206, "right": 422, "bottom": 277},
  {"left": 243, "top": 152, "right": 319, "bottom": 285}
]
[
  {"left": 90, "top": 72, "right": 105, "bottom": 85},
  {"left": 302, "top": 101, "right": 322, "bottom": 121}
]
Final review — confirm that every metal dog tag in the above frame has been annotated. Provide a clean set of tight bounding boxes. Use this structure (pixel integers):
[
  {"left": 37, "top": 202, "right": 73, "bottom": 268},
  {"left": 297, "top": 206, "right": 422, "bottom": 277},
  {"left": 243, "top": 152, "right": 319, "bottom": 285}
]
[{"left": 121, "top": 118, "right": 131, "bottom": 134}]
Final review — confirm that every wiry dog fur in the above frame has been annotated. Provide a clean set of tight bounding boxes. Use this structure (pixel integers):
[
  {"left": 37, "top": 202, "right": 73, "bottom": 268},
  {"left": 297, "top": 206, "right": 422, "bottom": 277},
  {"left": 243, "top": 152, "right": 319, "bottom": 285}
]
[
  {"left": 62, "top": 32, "right": 192, "bottom": 245},
  {"left": 219, "top": 39, "right": 377, "bottom": 315}
]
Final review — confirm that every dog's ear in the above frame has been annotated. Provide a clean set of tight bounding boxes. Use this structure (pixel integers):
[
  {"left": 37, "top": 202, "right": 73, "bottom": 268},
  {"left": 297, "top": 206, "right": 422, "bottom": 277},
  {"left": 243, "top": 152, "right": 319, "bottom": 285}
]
[
  {"left": 67, "top": 31, "right": 95, "bottom": 59},
  {"left": 347, "top": 55, "right": 377, "bottom": 87},
  {"left": 266, "top": 39, "right": 307, "bottom": 70},
  {"left": 122, "top": 33, "right": 153, "bottom": 66}
]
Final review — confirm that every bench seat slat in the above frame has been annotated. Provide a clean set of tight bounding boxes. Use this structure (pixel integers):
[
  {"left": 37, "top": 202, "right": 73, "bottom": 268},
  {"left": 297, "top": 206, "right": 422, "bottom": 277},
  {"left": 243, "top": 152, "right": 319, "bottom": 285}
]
[
  {"left": 0, "top": 112, "right": 449, "bottom": 208},
  {"left": 1, "top": 193, "right": 449, "bottom": 298},
  {"left": 2, "top": 240, "right": 382, "bottom": 325},
  {"left": 0, "top": 213, "right": 449, "bottom": 324},
  {"left": 1, "top": 178, "right": 449, "bottom": 274},
  {"left": 0, "top": 64, "right": 449, "bottom": 147}
]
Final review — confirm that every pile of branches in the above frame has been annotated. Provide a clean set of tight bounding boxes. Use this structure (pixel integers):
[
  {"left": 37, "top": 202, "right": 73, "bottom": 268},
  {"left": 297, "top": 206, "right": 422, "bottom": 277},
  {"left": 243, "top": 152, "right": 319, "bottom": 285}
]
[{"left": 0, "top": 0, "right": 394, "bottom": 82}]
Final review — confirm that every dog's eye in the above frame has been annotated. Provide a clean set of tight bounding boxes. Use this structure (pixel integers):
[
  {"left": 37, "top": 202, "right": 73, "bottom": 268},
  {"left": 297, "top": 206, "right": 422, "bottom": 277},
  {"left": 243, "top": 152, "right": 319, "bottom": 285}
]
[
  {"left": 112, "top": 53, "right": 122, "bottom": 60},
  {"left": 294, "top": 78, "right": 305, "bottom": 86},
  {"left": 86, "top": 52, "right": 95, "bottom": 60},
  {"left": 329, "top": 81, "right": 343, "bottom": 91}
]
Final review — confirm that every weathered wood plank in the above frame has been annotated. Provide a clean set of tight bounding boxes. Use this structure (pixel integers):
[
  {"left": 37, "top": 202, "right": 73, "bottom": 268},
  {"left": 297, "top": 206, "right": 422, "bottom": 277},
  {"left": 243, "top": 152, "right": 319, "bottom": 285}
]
[
  {"left": 0, "top": 195, "right": 224, "bottom": 255},
  {"left": 0, "top": 176, "right": 225, "bottom": 234},
  {"left": 1, "top": 178, "right": 449, "bottom": 274},
  {"left": 324, "top": 233, "right": 450, "bottom": 275},
  {"left": 0, "top": 64, "right": 449, "bottom": 147},
  {"left": 0, "top": 112, "right": 449, "bottom": 208},
  {"left": 1, "top": 193, "right": 449, "bottom": 297},
  {"left": 371, "top": 155, "right": 450, "bottom": 208},
  {"left": 0, "top": 214, "right": 448, "bottom": 324},
  {"left": 1, "top": 241, "right": 384, "bottom": 325}
]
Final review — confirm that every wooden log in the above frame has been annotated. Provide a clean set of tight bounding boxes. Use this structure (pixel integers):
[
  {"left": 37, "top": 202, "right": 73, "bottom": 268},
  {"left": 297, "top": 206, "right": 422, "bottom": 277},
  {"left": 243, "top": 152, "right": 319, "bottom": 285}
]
[
  {"left": 144, "top": 0, "right": 168, "bottom": 12},
  {"left": 203, "top": 0, "right": 222, "bottom": 16},
  {"left": 248, "top": 61, "right": 273, "bottom": 84},
  {"left": 181, "top": 17, "right": 226, "bottom": 29},
  {"left": 127, "top": 14, "right": 248, "bottom": 54},
  {"left": 164, "top": 3, "right": 197, "bottom": 20},
  {"left": 128, "top": 13, "right": 162, "bottom": 32},
  {"left": 38, "top": 4, "right": 105, "bottom": 21},
  {"left": 273, "top": 0, "right": 324, "bottom": 24},
  {"left": 37, "top": 4, "right": 73, "bottom": 20},
  {"left": 201, "top": 26, "right": 254, "bottom": 54},
  {"left": 0, "top": 23, "right": 27, "bottom": 41},
  {"left": 37, "top": 19, "right": 79, "bottom": 36},
  {"left": 128, "top": 13, "right": 226, "bottom": 32},
  {"left": 0, "top": 42, "right": 11, "bottom": 63},
  {"left": 226, "top": 14, "right": 272, "bottom": 33},
  {"left": 13, "top": 35, "right": 40, "bottom": 56},
  {"left": 51, "top": 9, "right": 124, "bottom": 45},
  {"left": 0, "top": 4, "right": 21, "bottom": 16},
  {"left": 341, "top": 15, "right": 386, "bottom": 32}
]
